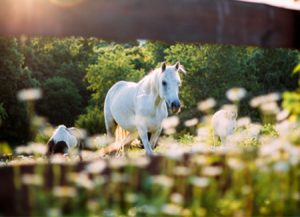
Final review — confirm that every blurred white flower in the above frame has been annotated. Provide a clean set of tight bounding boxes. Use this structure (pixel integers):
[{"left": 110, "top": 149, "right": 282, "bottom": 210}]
[
  {"left": 170, "top": 193, "right": 183, "bottom": 204},
  {"left": 260, "top": 102, "right": 280, "bottom": 114},
  {"left": 163, "top": 147, "right": 184, "bottom": 160},
  {"left": 247, "top": 123, "right": 262, "bottom": 139},
  {"left": 161, "top": 203, "right": 182, "bottom": 216},
  {"left": 68, "top": 172, "right": 94, "bottom": 190},
  {"left": 8, "top": 155, "right": 36, "bottom": 165},
  {"left": 226, "top": 87, "right": 246, "bottom": 102},
  {"left": 46, "top": 208, "right": 61, "bottom": 217},
  {"left": 164, "top": 128, "right": 176, "bottom": 135},
  {"left": 128, "top": 155, "right": 150, "bottom": 168},
  {"left": 191, "top": 155, "right": 209, "bottom": 166},
  {"left": 152, "top": 175, "right": 174, "bottom": 188},
  {"left": 237, "top": 117, "right": 251, "bottom": 128},
  {"left": 17, "top": 88, "right": 42, "bottom": 101},
  {"left": 275, "top": 120, "right": 297, "bottom": 137},
  {"left": 22, "top": 174, "right": 43, "bottom": 186},
  {"left": 259, "top": 141, "right": 279, "bottom": 157},
  {"left": 260, "top": 139, "right": 294, "bottom": 158},
  {"left": 224, "top": 133, "right": 244, "bottom": 145},
  {"left": 50, "top": 154, "right": 68, "bottom": 164},
  {"left": 86, "top": 134, "right": 112, "bottom": 149},
  {"left": 15, "top": 146, "right": 29, "bottom": 155},
  {"left": 202, "top": 166, "right": 223, "bottom": 176},
  {"left": 265, "top": 92, "right": 281, "bottom": 102},
  {"left": 276, "top": 110, "right": 290, "bottom": 122},
  {"left": 173, "top": 166, "right": 191, "bottom": 176},
  {"left": 108, "top": 157, "right": 128, "bottom": 169},
  {"left": 162, "top": 116, "right": 180, "bottom": 129},
  {"left": 250, "top": 92, "right": 280, "bottom": 108},
  {"left": 190, "top": 176, "right": 209, "bottom": 188},
  {"left": 196, "top": 127, "right": 210, "bottom": 138},
  {"left": 213, "top": 143, "right": 240, "bottom": 155},
  {"left": 190, "top": 143, "right": 211, "bottom": 154},
  {"left": 15, "top": 143, "right": 47, "bottom": 155},
  {"left": 197, "top": 98, "right": 216, "bottom": 112},
  {"left": 53, "top": 186, "right": 77, "bottom": 198},
  {"left": 125, "top": 193, "right": 138, "bottom": 203},
  {"left": 227, "top": 158, "right": 244, "bottom": 170},
  {"left": 85, "top": 159, "right": 106, "bottom": 174},
  {"left": 29, "top": 142, "right": 47, "bottom": 155},
  {"left": 184, "top": 118, "right": 198, "bottom": 127},
  {"left": 250, "top": 96, "right": 264, "bottom": 108}
]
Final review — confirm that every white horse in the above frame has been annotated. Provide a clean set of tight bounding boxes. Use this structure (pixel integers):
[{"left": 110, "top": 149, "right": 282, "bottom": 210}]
[
  {"left": 212, "top": 109, "right": 237, "bottom": 145},
  {"left": 104, "top": 62, "right": 185, "bottom": 156},
  {"left": 46, "top": 125, "right": 84, "bottom": 160}
]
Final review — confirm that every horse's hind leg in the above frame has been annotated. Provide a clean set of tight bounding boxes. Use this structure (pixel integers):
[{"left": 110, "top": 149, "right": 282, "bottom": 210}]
[
  {"left": 104, "top": 98, "right": 117, "bottom": 141},
  {"left": 105, "top": 116, "right": 117, "bottom": 141}
]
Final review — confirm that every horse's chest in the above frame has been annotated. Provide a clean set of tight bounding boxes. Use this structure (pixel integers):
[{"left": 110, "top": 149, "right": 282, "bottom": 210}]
[
  {"left": 135, "top": 94, "right": 168, "bottom": 131},
  {"left": 144, "top": 109, "right": 167, "bottom": 131}
]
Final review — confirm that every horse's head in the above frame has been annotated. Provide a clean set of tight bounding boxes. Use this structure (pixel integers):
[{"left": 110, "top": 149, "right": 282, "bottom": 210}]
[{"left": 158, "top": 62, "right": 186, "bottom": 114}]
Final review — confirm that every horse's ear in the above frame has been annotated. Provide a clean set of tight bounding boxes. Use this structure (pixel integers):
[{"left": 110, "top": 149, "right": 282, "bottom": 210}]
[
  {"left": 161, "top": 62, "right": 166, "bottom": 72},
  {"left": 175, "top": 61, "right": 186, "bottom": 74},
  {"left": 175, "top": 61, "right": 180, "bottom": 70}
]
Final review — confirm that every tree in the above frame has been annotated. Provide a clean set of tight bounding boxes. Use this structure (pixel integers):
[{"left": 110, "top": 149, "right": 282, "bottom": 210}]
[
  {"left": 37, "top": 77, "right": 82, "bottom": 126},
  {"left": 75, "top": 107, "right": 104, "bottom": 135},
  {"left": 165, "top": 44, "right": 299, "bottom": 122},
  {"left": 0, "top": 38, "right": 38, "bottom": 144}
]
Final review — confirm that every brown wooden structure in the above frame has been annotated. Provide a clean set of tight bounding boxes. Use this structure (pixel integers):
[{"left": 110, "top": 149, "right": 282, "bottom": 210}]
[{"left": 0, "top": 0, "right": 299, "bottom": 48}]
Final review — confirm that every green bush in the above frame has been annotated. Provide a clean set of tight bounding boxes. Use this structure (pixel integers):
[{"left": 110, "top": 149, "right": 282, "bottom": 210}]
[{"left": 75, "top": 107, "right": 104, "bottom": 135}]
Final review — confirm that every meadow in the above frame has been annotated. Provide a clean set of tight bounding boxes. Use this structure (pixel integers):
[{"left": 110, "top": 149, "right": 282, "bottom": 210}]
[{"left": 0, "top": 38, "right": 300, "bottom": 216}]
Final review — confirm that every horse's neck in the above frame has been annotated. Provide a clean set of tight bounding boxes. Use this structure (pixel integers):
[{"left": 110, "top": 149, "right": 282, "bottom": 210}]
[
  {"left": 139, "top": 70, "right": 158, "bottom": 94},
  {"left": 139, "top": 70, "right": 164, "bottom": 105}
]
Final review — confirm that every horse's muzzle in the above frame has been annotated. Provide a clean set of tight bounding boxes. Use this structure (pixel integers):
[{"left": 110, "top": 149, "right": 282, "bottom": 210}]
[{"left": 171, "top": 101, "right": 181, "bottom": 114}]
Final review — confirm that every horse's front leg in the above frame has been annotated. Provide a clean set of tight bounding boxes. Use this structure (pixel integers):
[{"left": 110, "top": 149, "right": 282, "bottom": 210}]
[
  {"left": 137, "top": 126, "right": 154, "bottom": 156},
  {"left": 149, "top": 128, "right": 162, "bottom": 149}
]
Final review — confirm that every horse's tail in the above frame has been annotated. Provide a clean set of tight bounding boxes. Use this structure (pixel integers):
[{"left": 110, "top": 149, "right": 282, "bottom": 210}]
[{"left": 115, "top": 125, "right": 130, "bottom": 143}]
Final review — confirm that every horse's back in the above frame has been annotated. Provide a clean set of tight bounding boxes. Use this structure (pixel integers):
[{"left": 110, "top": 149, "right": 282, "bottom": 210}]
[
  {"left": 106, "top": 81, "right": 136, "bottom": 100},
  {"left": 105, "top": 81, "right": 138, "bottom": 131}
]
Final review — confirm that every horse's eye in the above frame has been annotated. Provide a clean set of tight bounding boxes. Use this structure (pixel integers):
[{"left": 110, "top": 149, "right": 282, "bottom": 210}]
[{"left": 162, "top": 81, "right": 167, "bottom": 86}]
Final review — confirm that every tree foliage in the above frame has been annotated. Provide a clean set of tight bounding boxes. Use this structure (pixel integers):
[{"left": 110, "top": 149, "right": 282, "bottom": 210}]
[
  {"left": 0, "top": 38, "right": 38, "bottom": 143},
  {"left": 37, "top": 77, "right": 82, "bottom": 126},
  {"left": 0, "top": 37, "right": 299, "bottom": 143}
]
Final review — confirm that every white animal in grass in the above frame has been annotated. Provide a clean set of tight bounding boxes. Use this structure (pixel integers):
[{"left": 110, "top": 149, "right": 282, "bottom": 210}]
[
  {"left": 46, "top": 125, "right": 84, "bottom": 160},
  {"left": 104, "top": 62, "right": 186, "bottom": 156},
  {"left": 212, "top": 109, "right": 237, "bottom": 145}
]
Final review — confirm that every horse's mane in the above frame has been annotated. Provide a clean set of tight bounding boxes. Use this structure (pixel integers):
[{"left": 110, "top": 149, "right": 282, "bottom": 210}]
[
  {"left": 138, "top": 68, "right": 160, "bottom": 93},
  {"left": 140, "top": 67, "right": 159, "bottom": 82}
]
